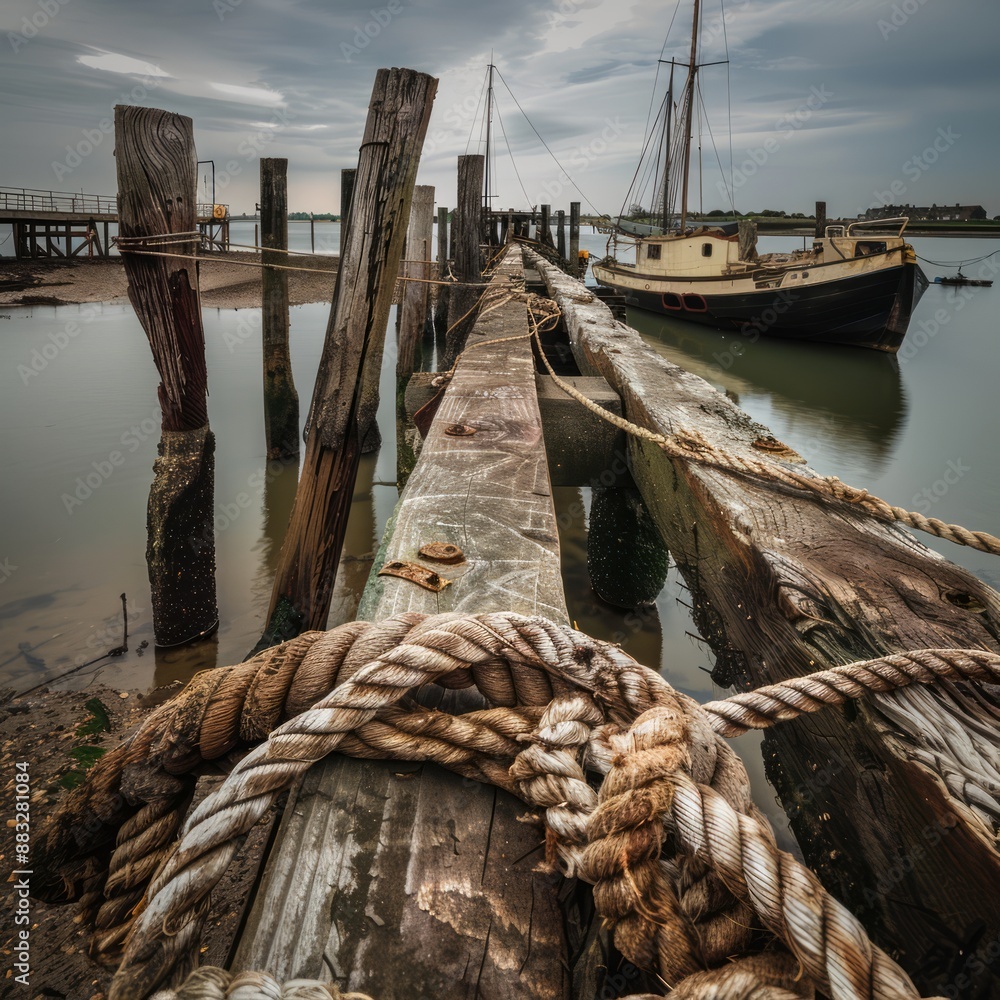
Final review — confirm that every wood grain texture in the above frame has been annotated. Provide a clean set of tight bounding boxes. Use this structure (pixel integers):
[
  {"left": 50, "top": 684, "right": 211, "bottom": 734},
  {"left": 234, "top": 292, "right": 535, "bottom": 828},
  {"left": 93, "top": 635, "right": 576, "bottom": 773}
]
[
  {"left": 235, "top": 247, "right": 571, "bottom": 999},
  {"left": 114, "top": 105, "right": 207, "bottom": 432},
  {"left": 445, "top": 155, "right": 484, "bottom": 366},
  {"left": 526, "top": 248, "right": 1000, "bottom": 996},
  {"left": 115, "top": 105, "right": 217, "bottom": 644},
  {"left": 261, "top": 68, "right": 437, "bottom": 640}
]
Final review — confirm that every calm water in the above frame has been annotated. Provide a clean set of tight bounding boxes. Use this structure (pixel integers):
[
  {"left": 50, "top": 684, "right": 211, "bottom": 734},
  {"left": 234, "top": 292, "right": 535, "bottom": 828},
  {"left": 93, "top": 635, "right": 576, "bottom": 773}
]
[{"left": 1, "top": 233, "right": 996, "bottom": 848}]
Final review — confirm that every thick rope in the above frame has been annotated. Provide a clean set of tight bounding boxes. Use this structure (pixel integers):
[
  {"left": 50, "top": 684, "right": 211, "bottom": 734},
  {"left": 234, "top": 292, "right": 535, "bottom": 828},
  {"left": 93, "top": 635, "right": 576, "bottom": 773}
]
[
  {"left": 36, "top": 604, "right": 1000, "bottom": 970},
  {"left": 701, "top": 647, "right": 1000, "bottom": 736},
  {"left": 148, "top": 967, "right": 374, "bottom": 999},
  {"left": 520, "top": 293, "right": 1000, "bottom": 557},
  {"left": 85, "top": 615, "right": 992, "bottom": 999}
]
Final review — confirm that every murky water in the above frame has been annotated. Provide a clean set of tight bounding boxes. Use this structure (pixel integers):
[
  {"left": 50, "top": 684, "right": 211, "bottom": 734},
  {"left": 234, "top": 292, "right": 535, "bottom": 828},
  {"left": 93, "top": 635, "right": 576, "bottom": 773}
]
[{"left": 1, "top": 233, "right": 996, "bottom": 852}]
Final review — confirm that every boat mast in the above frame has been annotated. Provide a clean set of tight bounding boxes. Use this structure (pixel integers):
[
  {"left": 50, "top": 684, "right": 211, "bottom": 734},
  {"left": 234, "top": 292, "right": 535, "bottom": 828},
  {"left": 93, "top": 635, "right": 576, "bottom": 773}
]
[
  {"left": 484, "top": 58, "right": 495, "bottom": 219},
  {"left": 660, "top": 60, "right": 675, "bottom": 233},
  {"left": 678, "top": 0, "right": 700, "bottom": 232}
]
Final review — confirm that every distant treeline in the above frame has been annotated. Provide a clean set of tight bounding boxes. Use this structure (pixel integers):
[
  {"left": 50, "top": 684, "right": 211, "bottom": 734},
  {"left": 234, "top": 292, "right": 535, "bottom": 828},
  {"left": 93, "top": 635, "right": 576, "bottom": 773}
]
[{"left": 289, "top": 212, "right": 340, "bottom": 220}]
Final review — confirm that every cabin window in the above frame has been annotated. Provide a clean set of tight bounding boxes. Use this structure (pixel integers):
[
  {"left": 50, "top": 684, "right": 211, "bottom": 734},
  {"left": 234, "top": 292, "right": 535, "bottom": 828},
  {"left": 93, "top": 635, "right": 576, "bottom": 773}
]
[
  {"left": 701, "top": 243, "right": 713, "bottom": 257},
  {"left": 647, "top": 244, "right": 661, "bottom": 260}
]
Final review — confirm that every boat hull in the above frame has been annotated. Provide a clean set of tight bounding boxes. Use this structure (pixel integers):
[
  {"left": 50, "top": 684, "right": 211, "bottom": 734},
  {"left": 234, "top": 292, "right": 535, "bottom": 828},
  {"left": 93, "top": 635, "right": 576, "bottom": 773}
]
[{"left": 592, "top": 257, "right": 927, "bottom": 352}]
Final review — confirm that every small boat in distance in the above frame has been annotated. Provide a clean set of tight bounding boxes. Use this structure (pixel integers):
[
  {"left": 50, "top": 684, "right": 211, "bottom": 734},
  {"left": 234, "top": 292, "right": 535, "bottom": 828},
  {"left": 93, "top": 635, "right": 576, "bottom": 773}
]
[
  {"left": 933, "top": 273, "right": 993, "bottom": 287},
  {"left": 591, "top": 0, "right": 928, "bottom": 353}
]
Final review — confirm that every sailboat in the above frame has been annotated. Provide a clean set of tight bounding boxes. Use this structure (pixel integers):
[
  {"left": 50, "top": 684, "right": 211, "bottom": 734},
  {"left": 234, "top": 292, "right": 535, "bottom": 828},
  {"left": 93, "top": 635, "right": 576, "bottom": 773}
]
[{"left": 591, "top": 0, "right": 928, "bottom": 353}]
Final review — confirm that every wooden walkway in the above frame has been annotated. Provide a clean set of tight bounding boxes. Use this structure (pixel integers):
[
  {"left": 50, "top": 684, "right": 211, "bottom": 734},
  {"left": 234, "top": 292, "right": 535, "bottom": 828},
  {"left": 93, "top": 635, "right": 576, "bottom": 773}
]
[
  {"left": 233, "top": 244, "right": 576, "bottom": 998},
  {"left": 0, "top": 186, "right": 228, "bottom": 256}
]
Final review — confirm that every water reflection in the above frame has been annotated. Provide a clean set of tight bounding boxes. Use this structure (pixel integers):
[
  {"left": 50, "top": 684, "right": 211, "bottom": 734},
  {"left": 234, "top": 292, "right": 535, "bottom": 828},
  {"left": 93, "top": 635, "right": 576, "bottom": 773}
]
[{"left": 627, "top": 308, "right": 908, "bottom": 480}]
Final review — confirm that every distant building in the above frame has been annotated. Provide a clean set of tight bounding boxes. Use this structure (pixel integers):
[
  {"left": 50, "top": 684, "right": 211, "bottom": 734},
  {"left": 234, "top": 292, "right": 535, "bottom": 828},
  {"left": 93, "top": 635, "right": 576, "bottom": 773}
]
[{"left": 864, "top": 203, "right": 987, "bottom": 221}]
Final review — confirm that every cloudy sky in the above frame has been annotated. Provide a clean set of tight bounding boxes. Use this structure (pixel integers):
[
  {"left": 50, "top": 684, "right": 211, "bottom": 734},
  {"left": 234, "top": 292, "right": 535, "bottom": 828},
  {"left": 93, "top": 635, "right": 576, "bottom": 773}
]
[{"left": 1, "top": 0, "right": 997, "bottom": 219}]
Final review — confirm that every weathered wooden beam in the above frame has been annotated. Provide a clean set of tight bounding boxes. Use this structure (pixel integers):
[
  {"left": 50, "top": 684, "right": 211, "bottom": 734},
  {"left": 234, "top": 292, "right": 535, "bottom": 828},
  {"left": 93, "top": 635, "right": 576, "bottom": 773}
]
[
  {"left": 260, "top": 157, "right": 299, "bottom": 461},
  {"left": 235, "top": 245, "right": 573, "bottom": 999},
  {"left": 115, "top": 104, "right": 218, "bottom": 647},
  {"left": 403, "top": 371, "right": 625, "bottom": 487},
  {"left": 556, "top": 209, "right": 566, "bottom": 258},
  {"left": 525, "top": 246, "right": 1000, "bottom": 997},
  {"left": 257, "top": 68, "right": 437, "bottom": 648}
]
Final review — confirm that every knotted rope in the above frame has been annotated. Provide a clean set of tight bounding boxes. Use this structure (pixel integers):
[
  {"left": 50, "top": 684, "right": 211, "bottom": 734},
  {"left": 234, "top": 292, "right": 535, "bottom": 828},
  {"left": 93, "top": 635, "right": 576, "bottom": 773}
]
[
  {"left": 33, "top": 613, "right": 994, "bottom": 997},
  {"left": 36, "top": 612, "right": 1000, "bottom": 976}
]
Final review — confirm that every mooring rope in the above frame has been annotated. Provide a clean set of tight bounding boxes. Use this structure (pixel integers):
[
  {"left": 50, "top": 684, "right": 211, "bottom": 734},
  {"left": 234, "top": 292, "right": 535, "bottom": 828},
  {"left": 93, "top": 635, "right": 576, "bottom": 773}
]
[
  {"left": 112, "top": 235, "right": 496, "bottom": 289},
  {"left": 34, "top": 612, "right": 994, "bottom": 998},
  {"left": 517, "top": 291, "right": 1000, "bottom": 557}
]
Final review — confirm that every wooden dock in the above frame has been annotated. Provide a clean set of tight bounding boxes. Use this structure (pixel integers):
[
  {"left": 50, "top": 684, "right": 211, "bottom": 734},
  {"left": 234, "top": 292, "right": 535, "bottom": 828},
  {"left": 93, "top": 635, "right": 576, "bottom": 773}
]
[
  {"left": 0, "top": 185, "right": 229, "bottom": 256},
  {"left": 233, "top": 244, "right": 582, "bottom": 998}
]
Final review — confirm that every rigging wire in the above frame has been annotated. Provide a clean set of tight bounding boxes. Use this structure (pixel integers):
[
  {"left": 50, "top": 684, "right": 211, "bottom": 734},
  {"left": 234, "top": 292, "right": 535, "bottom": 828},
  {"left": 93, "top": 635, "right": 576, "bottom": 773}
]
[
  {"left": 464, "top": 66, "right": 489, "bottom": 156},
  {"left": 493, "top": 99, "right": 533, "bottom": 210},
  {"left": 697, "top": 77, "right": 733, "bottom": 216},
  {"left": 916, "top": 248, "right": 1000, "bottom": 268},
  {"left": 493, "top": 65, "right": 605, "bottom": 217}
]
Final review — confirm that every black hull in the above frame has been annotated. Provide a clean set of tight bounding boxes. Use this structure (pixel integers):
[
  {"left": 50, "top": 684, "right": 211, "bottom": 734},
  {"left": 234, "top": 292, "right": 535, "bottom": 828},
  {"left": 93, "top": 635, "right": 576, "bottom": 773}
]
[{"left": 595, "top": 262, "right": 927, "bottom": 352}]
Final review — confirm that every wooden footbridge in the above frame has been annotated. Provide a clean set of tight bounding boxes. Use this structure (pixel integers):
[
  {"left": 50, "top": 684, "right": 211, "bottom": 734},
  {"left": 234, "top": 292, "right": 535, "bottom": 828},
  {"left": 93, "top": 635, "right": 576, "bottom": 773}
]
[
  {"left": 0, "top": 185, "right": 229, "bottom": 257},
  {"left": 26, "top": 69, "right": 1000, "bottom": 1000}
]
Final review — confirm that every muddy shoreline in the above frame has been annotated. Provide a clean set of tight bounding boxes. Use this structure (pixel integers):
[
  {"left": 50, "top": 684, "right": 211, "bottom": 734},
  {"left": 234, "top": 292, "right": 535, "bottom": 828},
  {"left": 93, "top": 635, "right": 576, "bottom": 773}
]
[{"left": 0, "top": 251, "right": 338, "bottom": 309}]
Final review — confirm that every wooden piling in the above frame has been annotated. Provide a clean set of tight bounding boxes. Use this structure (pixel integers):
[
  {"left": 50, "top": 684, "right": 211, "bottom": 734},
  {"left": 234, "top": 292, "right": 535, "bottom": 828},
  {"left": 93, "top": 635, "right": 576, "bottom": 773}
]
[
  {"left": 339, "top": 167, "right": 355, "bottom": 261},
  {"left": 235, "top": 245, "right": 577, "bottom": 999},
  {"left": 556, "top": 208, "right": 566, "bottom": 258},
  {"left": 540, "top": 203, "right": 552, "bottom": 247},
  {"left": 114, "top": 104, "right": 218, "bottom": 648},
  {"left": 434, "top": 204, "right": 449, "bottom": 335},
  {"left": 255, "top": 68, "right": 437, "bottom": 648},
  {"left": 569, "top": 201, "right": 580, "bottom": 271},
  {"left": 445, "top": 154, "right": 484, "bottom": 366},
  {"left": 815, "top": 200, "right": 827, "bottom": 238},
  {"left": 396, "top": 184, "right": 434, "bottom": 383},
  {"left": 260, "top": 157, "right": 299, "bottom": 461},
  {"left": 526, "top": 246, "right": 1000, "bottom": 997}
]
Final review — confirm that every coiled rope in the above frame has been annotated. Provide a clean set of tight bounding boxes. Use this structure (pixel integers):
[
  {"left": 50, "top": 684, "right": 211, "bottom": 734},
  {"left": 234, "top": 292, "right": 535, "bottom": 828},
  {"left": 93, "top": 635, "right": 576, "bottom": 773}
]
[{"left": 36, "top": 613, "right": 997, "bottom": 998}]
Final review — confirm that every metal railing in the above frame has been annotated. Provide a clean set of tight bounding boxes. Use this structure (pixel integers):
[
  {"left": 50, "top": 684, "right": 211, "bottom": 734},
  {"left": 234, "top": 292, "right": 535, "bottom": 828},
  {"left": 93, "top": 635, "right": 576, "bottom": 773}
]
[
  {"left": 0, "top": 188, "right": 228, "bottom": 220},
  {"left": 0, "top": 186, "right": 117, "bottom": 215}
]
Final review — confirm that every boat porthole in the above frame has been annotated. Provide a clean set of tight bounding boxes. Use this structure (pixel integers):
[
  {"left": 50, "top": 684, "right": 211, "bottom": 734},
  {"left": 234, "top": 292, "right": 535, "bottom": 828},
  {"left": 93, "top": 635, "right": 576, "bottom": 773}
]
[{"left": 644, "top": 283, "right": 650, "bottom": 290}]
